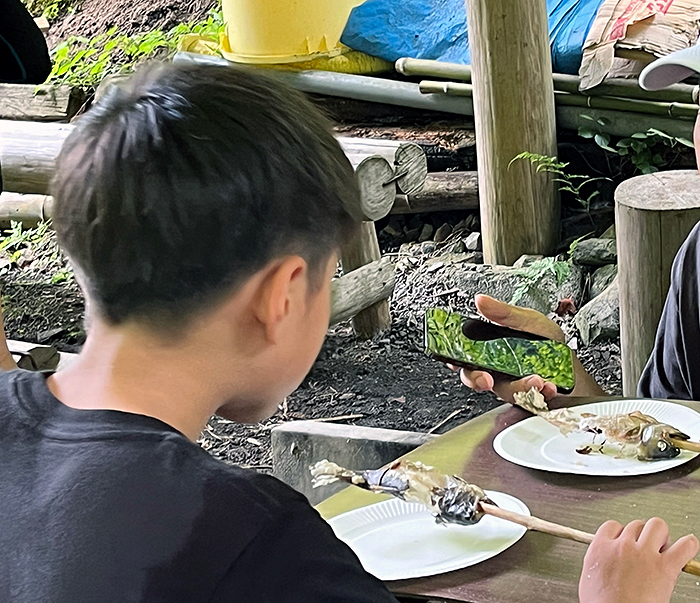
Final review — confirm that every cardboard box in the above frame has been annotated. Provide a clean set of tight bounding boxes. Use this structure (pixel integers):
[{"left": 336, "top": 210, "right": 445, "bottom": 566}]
[{"left": 579, "top": 0, "right": 700, "bottom": 90}]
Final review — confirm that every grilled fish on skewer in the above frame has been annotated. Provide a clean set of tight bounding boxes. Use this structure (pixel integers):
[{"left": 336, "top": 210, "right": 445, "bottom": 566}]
[
  {"left": 310, "top": 459, "right": 496, "bottom": 526},
  {"left": 512, "top": 388, "right": 690, "bottom": 461}
]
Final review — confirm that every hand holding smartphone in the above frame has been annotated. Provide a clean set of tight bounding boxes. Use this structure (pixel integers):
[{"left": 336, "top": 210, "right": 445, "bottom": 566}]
[{"left": 424, "top": 307, "right": 575, "bottom": 394}]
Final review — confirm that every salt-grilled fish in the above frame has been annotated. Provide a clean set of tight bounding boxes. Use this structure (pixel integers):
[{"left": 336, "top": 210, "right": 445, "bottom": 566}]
[
  {"left": 513, "top": 388, "right": 689, "bottom": 461},
  {"left": 310, "top": 459, "right": 495, "bottom": 526}
]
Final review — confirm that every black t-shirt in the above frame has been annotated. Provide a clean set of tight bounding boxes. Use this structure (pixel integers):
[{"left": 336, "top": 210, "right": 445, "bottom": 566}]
[
  {"left": 0, "top": 370, "right": 398, "bottom": 602},
  {"left": 638, "top": 220, "right": 700, "bottom": 400}
]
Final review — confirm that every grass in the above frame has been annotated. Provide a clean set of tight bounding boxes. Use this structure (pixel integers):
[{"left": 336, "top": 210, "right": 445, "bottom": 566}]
[{"left": 46, "top": 4, "right": 224, "bottom": 89}]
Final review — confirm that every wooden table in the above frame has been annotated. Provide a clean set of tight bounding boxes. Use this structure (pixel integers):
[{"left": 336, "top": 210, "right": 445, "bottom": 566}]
[{"left": 316, "top": 397, "right": 700, "bottom": 602}]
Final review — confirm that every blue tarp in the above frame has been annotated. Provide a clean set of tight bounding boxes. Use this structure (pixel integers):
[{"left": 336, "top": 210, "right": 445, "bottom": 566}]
[{"left": 341, "top": 0, "right": 606, "bottom": 75}]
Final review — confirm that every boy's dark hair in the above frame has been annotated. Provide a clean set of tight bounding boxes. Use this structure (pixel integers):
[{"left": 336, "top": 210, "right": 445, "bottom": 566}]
[{"left": 52, "top": 62, "right": 359, "bottom": 329}]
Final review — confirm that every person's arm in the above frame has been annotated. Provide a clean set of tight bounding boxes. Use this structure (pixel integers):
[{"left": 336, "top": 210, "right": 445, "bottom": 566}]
[
  {"left": 458, "top": 294, "right": 604, "bottom": 402},
  {"left": 579, "top": 518, "right": 699, "bottom": 603}
]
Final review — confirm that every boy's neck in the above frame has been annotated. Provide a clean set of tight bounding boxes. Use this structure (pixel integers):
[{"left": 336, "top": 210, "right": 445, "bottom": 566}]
[{"left": 46, "top": 319, "right": 238, "bottom": 440}]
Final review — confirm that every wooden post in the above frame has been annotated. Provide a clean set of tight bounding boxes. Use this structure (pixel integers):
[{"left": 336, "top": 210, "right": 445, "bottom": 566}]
[
  {"left": 340, "top": 222, "right": 391, "bottom": 338},
  {"left": 465, "top": 0, "right": 558, "bottom": 265},
  {"left": 616, "top": 171, "right": 700, "bottom": 396}
]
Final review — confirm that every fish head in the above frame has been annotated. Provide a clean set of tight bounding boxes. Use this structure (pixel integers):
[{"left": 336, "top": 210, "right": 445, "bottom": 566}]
[{"left": 638, "top": 424, "right": 685, "bottom": 460}]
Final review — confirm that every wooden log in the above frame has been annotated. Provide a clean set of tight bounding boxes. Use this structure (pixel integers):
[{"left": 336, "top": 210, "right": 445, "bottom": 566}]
[
  {"left": 616, "top": 170, "right": 700, "bottom": 396},
  {"left": 330, "top": 256, "right": 396, "bottom": 325},
  {"left": 0, "top": 122, "right": 397, "bottom": 223},
  {"left": 340, "top": 222, "right": 391, "bottom": 338},
  {"left": 392, "top": 171, "right": 478, "bottom": 214},
  {"left": 466, "top": 0, "right": 558, "bottom": 265},
  {"left": 0, "top": 120, "right": 72, "bottom": 194},
  {"left": 0, "top": 84, "right": 85, "bottom": 122},
  {"left": 337, "top": 137, "right": 428, "bottom": 195},
  {"left": 345, "top": 154, "right": 398, "bottom": 222},
  {"left": 0, "top": 192, "right": 53, "bottom": 227}
]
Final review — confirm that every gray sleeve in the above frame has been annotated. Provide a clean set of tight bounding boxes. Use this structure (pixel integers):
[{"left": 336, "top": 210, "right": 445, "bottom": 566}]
[{"left": 637, "top": 220, "right": 700, "bottom": 400}]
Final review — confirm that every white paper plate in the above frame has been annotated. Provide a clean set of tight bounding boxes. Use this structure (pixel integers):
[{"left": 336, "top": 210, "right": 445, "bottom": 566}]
[
  {"left": 327, "top": 491, "right": 529, "bottom": 581},
  {"left": 494, "top": 399, "right": 700, "bottom": 476}
]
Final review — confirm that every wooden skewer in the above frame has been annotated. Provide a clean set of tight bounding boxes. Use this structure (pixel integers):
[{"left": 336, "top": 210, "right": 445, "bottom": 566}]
[
  {"left": 479, "top": 502, "right": 700, "bottom": 578},
  {"left": 672, "top": 437, "right": 700, "bottom": 453}
]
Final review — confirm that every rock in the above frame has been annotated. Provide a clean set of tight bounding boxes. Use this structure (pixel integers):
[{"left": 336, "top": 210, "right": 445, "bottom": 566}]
[
  {"left": 420, "top": 241, "right": 437, "bottom": 255},
  {"left": 465, "top": 232, "right": 482, "bottom": 251},
  {"left": 418, "top": 223, "right": 434, "bottom": 242},
  {"left": 453, "top": 219, "right": 468, "bottom": 233},
  {"left": 513, "top": 254, "right": 544, "bottom": 269},
  {"left": 392, "top": 255, "right": 585, "bottom": 317},
  {"left": 434, "top": 223, "right": 453, "bottom": 243},
  {"left": 575, "top": 276, "right": 619, "bottom": 345},
  {"left": 590, "top": 264, "right": 618, "bottom": 300},
  {"left": 571, "top": 238, "right": 617, "bottom": 266},
  {"left": 448, "top": 239, "right": 466, "bottom": 254},
  {"left": 383, "top": 224, "right": 402, "bottom": 238},
  {"left": 601, "top": 223, "right": 616, "bottom": 240},
  {"left": 408, "top": 215, "right": 422, "bottom": 229},
  {"left": 404, "top": 227, "right": 421, "bottom": 243},
  {"left": 465, "top": 214, "right": 479, "bottom": 231}
]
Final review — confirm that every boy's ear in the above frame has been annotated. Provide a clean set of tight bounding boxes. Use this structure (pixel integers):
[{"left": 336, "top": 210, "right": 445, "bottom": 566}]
[{"left": 253, "top": 256, "right": 308, "bottom": 343}]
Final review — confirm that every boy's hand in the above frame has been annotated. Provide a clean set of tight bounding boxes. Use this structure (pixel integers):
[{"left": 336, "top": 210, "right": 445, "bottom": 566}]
[
  {"left": 457, "top": 295, "right": 603, "bottom": 402},
  {"left": 579, "top": 518, "right": 699, "bottom": 603}
]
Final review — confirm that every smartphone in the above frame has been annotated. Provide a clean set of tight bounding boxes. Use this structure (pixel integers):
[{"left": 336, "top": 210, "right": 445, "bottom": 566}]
[{"left": 424, "top": 307, "right": 575, "bottom": 394}]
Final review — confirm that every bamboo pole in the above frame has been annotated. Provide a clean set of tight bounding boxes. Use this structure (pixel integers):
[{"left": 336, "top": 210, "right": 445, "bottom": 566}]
[
  {"left": 398, "top": 57, "right": 700, "bottom": 104},
  {"left": 419, "top": 81, "right": 698, "bottom": 120},
  {"left": 466, "top": 0, "right": 558, "bottom": 264}
]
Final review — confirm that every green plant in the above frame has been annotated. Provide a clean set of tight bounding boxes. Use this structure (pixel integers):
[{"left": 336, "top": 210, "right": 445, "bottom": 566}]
[
  {"left": 509, "top": 257, "right": 570, "bottom": 306},
  {"left": 50, "top": 268, "right": 73, "bottom": 284},
  {"left": 0, "top": 221, "right": 50, "bottom": 264},
  {"left": 579, "top": 116, "right": 694, "bottom": 174},
  {"left": 510, "top": 152, "right": 609, "bottom": 213},
  {"left": 47, "top": 6, "right": 225, "bottom": 89},
  {"left": 22, "top": 0, "right": 79, "bottom": 19}
]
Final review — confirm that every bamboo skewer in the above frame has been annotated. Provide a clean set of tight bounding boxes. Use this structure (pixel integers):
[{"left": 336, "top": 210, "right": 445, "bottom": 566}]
[
  {"left": 479, "top": 502, "right": 700, "bottom": 577},
  {"left": 672, "top": 437, "right": 700, "bottom": 453}
]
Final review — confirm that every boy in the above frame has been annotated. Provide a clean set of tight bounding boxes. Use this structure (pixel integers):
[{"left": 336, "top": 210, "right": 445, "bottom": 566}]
[{"left": 0, "top": 62, "right": 694, "bottom": 602}]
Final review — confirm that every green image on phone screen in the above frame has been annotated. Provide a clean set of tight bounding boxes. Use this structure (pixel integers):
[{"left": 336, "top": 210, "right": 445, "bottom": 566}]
[{"left": 424, "top": 307, "right": 576, "bottom": 393}]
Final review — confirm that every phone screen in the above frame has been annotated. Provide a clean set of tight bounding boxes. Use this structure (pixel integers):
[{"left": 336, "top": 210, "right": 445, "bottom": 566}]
[{"left": 424, "top": 307, "right": 575, "bottom": 393}]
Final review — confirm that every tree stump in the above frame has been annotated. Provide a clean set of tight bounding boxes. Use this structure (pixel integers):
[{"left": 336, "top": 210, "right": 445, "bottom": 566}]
[
  {"left": 616, "top": 170, "right": 700, "bottom": 396},
  {"left": 340, "top": 222, "right": 391, "bottom": 339}
]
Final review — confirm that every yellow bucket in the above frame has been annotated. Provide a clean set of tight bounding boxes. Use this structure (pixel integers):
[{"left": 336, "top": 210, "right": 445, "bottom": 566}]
[{"left": 220, "top": 0, "right": 365, "bottom": 64}]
